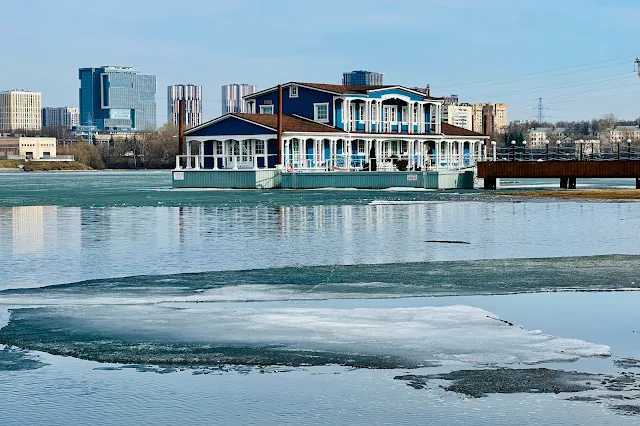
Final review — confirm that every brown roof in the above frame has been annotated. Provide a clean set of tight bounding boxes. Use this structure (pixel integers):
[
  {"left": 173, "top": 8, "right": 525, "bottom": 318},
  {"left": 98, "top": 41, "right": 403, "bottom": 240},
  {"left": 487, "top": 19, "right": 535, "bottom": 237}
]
[
  {"left": 293, "top": 83, "right": 443, "bottom": 100},
  {"left": 441, "top": 123, "right": 486, "bottom": 137},
  {"left": 232, "top": 113, "right": 344, "bottom": 133},
  {"left": 295, "top": 83, "right": 393, "bottom": 95}
]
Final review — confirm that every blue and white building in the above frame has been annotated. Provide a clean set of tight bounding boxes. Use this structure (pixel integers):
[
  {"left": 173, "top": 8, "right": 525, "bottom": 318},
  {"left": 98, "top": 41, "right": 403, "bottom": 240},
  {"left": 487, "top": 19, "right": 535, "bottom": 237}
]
[{"left": 174, "top": 82, "right": 488, "bottom": 189}]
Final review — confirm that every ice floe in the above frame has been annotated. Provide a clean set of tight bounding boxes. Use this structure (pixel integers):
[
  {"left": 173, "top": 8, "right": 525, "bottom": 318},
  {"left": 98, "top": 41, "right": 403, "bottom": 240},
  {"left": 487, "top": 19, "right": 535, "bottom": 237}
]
[{"left": 0, "top": 304, "right": 610, "bottom": 367}]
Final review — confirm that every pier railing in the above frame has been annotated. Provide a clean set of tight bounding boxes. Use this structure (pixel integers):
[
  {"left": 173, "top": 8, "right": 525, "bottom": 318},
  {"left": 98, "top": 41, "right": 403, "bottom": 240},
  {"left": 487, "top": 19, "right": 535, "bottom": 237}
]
[{"left": 489, "top": 145, "right": 639, "bottom": 162}]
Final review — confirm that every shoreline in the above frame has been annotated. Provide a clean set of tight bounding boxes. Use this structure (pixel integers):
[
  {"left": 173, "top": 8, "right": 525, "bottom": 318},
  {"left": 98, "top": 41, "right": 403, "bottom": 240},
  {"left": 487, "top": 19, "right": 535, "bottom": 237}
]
[{"left": 492, "top": 189, "right": 640, "bottom": 200}]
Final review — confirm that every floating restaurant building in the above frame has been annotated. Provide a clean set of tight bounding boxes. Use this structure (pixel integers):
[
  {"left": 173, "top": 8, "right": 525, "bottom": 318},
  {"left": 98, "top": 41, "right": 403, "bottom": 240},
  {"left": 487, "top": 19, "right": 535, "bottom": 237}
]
[{"left": 173, "top": 83, "right": 488, "bottom": 189}]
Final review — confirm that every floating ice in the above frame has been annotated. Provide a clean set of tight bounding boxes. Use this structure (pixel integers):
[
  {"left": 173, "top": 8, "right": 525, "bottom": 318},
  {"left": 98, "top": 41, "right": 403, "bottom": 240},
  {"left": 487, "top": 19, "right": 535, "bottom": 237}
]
[
  {"left": 0, "top": 305, "right": 610, "bottom": 367},
  {"left": 2, "top": 256, "right": 639, "bottom": 305}
]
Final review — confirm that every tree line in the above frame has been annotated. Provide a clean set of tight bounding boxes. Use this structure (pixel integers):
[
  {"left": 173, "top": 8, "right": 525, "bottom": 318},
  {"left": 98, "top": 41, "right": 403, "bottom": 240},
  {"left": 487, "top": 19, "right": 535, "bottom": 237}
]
[{"left": 56, "top": 125, "right": 179, "bottom": 169}]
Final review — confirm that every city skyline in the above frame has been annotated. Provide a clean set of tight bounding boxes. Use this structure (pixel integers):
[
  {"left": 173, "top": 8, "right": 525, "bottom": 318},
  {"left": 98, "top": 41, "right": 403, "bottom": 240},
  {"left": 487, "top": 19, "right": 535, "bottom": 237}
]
[{"left": 2, "top": 0, "right": 640, "bottom": 125}]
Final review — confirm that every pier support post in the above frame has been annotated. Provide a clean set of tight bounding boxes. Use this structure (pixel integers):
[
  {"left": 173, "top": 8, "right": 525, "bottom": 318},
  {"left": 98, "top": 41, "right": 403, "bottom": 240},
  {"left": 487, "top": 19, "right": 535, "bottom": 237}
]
[
  {"left": 569, "top": 177, "right": 577, "bottom": 189},
  {"left": 560, "top": 177, "right": 568, "bottom": 189},
  {"left": 483, "top": 176, "right": 497, "bottom": 190},
  {"left": 636, "top": 178, "right": 640, "bottom": 189}
]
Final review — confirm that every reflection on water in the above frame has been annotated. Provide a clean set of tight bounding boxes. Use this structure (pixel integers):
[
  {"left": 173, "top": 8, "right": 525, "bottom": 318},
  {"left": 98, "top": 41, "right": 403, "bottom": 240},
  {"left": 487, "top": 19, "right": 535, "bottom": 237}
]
[{"left": 1, "top": 201, "right": 639, "bottom": 290}]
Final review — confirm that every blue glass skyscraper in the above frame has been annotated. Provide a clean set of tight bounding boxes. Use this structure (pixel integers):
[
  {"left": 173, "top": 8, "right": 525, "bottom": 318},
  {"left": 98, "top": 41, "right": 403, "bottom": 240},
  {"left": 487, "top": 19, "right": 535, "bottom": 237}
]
[
  {"left": 342, "top": 70, "right": 384, "bottom": 86},
  {"left": 79, "top": 66, "right": 156, "bottom": 131}
]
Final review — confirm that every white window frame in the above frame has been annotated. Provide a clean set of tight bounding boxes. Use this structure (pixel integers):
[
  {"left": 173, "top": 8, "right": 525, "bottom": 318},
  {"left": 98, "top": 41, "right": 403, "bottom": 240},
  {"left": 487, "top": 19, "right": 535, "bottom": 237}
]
[
  {"left": 402, "top": 106, "right": 408, "bottom": 123},
  {"left": 259, "top": 105, "right": 274, "bottom": 114},
  {"left": 255, "top": 140, "right": 265, "bottom": 154},
  {"left": 290, "top": 85, "right": 299, "bottom": 98},
  {"left": 359, "top": 104, "right": 365, "bottom": 122},
  {"left": 314, "top": 103, "right": 329, "bottom": 123},
  {"left": 372, "top": 104, "right": 378, "bottom": 121},
  {"left": 216, "top": 141, "right": 223, "bottom": 155},
  {"left": 358, "top": 140, "right": 365, "bottom": 153}
]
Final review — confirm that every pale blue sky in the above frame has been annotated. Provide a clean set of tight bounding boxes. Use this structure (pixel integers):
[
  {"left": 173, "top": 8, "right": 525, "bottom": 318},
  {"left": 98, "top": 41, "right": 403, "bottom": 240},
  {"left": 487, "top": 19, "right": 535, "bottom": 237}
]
[{"left": 2, "top": 0, "right": 640, "bottom": 124}]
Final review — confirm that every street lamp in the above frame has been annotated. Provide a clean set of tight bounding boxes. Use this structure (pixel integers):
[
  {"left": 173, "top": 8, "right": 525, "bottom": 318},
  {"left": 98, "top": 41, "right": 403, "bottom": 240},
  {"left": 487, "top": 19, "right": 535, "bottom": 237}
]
[
  {"left": 480, "top": 140, "right": 485, "bottom": 162},
  {"left": 491, "top": 140, "right": 497, "bottom": 161},
  {"left": 627, "top": 138, "right": 632, "bottom": 160},
  {"left": 556, "top": 140, "right": 561, "bottom": 159},
  {"left": 511, "top": 140, "right": 516, "bottom": 161},
  {"left": 617, "top": 138, "right": 621, "bottom": 160},
  {"left": 522, "top": 140, "right": 527, "bottom": 161},
  {"left": 544, "top": 140, "right": 549, "bottom": 161}
]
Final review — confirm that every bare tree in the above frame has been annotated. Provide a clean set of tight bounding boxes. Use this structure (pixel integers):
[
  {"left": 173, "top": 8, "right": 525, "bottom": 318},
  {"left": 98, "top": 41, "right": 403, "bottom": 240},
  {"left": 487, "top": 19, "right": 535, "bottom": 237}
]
[{"left": 597, "top": 113, "right": 618, "bottom": 148}]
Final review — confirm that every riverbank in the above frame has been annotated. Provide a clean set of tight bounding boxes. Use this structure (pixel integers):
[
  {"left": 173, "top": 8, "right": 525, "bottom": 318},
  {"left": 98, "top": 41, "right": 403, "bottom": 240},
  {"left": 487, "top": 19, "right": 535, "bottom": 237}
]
[
  {"left": 0, "top": 160, "right": 91, "bottom": 172},
  {"left": 494, "top": 189, "right": 640, "bottom": 200}
]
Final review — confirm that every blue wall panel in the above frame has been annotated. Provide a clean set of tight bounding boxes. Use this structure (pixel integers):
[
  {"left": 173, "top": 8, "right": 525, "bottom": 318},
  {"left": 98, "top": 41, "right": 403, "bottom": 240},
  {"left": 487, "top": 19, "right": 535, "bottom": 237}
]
[
  {"left": 252, "top": 86, "right": 335, "bottom": 126},
  {"left": 188, "top": 116, "right": 274, "bottom": 137}
]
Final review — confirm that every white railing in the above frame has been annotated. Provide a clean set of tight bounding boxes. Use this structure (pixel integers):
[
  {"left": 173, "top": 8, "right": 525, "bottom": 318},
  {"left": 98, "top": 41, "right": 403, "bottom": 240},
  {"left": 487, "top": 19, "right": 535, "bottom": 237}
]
[{"left": 174, "top": 151, "right": 486, "bottom": 172}]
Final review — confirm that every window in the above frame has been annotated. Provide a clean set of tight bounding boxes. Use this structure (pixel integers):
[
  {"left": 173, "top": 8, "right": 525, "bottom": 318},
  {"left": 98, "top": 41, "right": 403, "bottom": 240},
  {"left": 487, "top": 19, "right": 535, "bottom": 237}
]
[
  {"left": 259, "top": 105, "right": 274, "bottom": 114},
  {"left": 402, "top": 107, "right": 408, "bottom": 122},
  {"left": 216, "top": 141, "right": 223, "bottom": 155},
  {"left": 290, "top": 85, "right": 298, "bottom": 98},
  {"left": 255, "top": 141, "right": 265, "bottom": 154},
  {"left": 358, "top": 140, "right": 365, "bottom": 153},
  {"left": 314, "top": 103, "right": 329, "bottom": 123},
  {"left": 359, "top": 104, "right": 365, "bottom": 122},
  {"left": 372, "top": 105, "right": 378, "bottom": 121}
]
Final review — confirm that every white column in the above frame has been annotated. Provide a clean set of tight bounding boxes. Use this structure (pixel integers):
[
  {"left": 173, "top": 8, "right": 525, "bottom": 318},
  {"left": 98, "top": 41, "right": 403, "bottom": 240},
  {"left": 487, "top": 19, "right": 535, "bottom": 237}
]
[
  {"left": 213, "top": 142, "right": 218, "bottom": 170},
  {"left": 345, "top": 100, "right": 350, "bottom": 131},
  {"left": 434, "top": 141, "right": 440, "bottom": 169},
  {"left": 222, "top": 141, "right": 227, "bottom": 168},
  {"left": 264, "top": 138, "right": 269, "bottom": 169},
  {"left": 186, "top": 140, "right": 192, "bottom": 169},
  {"left": 200, "top": 140, "right": 205, "bottom": 169},
  {"left": 284, "top": 140, "right": 289, "bottom": 166},
  {"left": 252, "top": 139, "right": 258, "bottom": 169}
]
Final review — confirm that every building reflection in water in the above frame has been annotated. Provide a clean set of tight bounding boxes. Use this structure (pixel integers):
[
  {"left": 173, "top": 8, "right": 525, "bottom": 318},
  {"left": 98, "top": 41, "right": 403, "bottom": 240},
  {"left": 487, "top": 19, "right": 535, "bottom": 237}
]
[{"left": 11, "top": 206, "right": 48, "bottom": 254}]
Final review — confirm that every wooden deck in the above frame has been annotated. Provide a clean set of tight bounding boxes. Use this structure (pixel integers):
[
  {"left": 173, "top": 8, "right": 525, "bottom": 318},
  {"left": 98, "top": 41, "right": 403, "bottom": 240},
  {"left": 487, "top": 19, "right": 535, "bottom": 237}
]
[{"left": 477, "top": 161, "right": 640, "bottom": 189}]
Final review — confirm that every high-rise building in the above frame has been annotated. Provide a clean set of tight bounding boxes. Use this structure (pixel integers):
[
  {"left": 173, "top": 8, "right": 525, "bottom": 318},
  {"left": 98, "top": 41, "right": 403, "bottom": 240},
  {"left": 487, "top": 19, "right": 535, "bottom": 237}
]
[
  {"left": 221, "top": 84, "right": 256, "bottom": 114},
  {"left": 42, "top": 107, "right": 79, "bottom": 129},
  {"left": 167, "top": 85, "right": 202, "bottom": 128},
  {"left": 472, "top": 103, "right": 508, "bottom": 135},
  {"left": 78, "top": 66, "right": 156, "bottom": 131},
  {"left": 0, "top": 90, "right": 43, "bottom": 133},
  {"left": 442, "top": 104, "right": 473, "bottom": 131},
  {"left": 342, "top": 70, "right": 384, "bottom": 86}
]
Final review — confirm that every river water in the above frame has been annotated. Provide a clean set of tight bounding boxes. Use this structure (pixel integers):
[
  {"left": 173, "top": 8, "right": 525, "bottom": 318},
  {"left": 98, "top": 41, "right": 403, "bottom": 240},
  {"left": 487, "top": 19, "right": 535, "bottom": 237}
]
[{"left": 0, "top": 171, "right": 639, "bottom": 425}]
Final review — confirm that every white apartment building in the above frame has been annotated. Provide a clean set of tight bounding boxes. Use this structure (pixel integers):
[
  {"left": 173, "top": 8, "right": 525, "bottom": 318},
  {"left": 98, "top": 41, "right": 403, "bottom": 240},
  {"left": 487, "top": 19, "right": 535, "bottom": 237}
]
[
  {"left": 42, "top": 107, "right": 79, "bottom": 129},
  {"left": 222, "top": 84, "right": 256, "bottom": 114},
  {"left": 167, "top": 84, "right": 203, "bottom": 128},
  {"left": 441, "top": 104, "right": 473, "bottom": 131},
  {"left": 598, "top": 125, "right": 640, "bottom": 146},
  {"left": 0, "top": 90, "right": 43, "bottom": 133},
  {"left": 525, "top": 127, "right": 568, "bottom": 148}
]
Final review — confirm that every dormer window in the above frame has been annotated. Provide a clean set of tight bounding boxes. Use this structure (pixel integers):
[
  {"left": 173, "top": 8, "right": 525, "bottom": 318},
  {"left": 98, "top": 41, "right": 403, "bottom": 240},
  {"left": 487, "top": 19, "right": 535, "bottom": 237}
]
[{"left": 290, "top": 85, "right": 299, "bottom": 98}]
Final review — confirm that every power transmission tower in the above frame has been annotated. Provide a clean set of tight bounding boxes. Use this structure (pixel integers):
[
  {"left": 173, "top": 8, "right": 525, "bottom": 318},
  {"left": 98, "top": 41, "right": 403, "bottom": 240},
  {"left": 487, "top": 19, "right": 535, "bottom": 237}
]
[{"left": 538, "top": 98, "right": 544, "bottom": 125}]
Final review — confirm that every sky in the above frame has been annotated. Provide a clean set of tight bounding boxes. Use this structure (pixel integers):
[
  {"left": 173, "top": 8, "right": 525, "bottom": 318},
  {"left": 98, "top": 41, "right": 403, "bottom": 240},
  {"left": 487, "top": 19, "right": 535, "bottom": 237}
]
[{"left": 2, "top": 0, "right": 640, "bottom": 125}]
